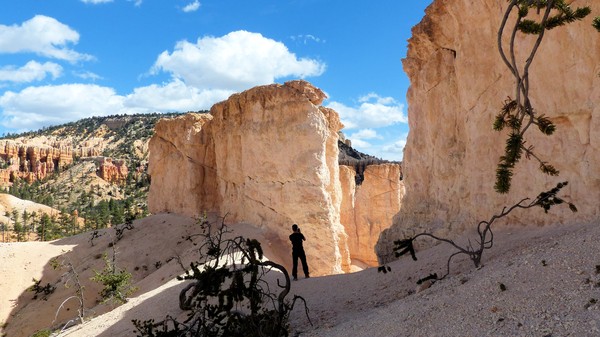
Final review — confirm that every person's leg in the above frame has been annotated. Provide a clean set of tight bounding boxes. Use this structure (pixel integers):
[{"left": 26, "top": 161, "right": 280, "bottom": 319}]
[
  {"left": 300, "top": 250, "right": 309, "bottom": 278},
  {"left": 292, "top": 251, "right": 299, "bottom": 280}
]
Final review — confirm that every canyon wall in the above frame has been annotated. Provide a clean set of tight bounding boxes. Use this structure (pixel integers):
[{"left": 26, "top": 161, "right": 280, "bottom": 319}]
[
  {"left": 148, "top": 113, "right": 219, "bottom": 219},
  {"left": 148, "top": 81, "right": 403, "bottom": 275},
  {"left": 340, "top": 164, "right": 404, "bottom": 265},
  {"left": 376, "top": 0, "right": 600, "bottom": 261}
]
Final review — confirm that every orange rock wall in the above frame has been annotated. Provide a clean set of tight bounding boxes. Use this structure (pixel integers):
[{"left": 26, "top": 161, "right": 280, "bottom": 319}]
[
  {"left": 340, "top": 164, "right": 404, "bottom": 265},
  {"left": 149, "top": 81, "right": 404, "bottom": 275},
  {"left": 376, "top": 0, "right": 600, "bottom": 261}
]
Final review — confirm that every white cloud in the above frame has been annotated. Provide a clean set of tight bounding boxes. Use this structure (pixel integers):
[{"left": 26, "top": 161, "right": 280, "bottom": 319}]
[
  {"left": 0, "top": 61, "right": 62, "bottom": 83},
  {"left": 349, "top": 128, "right": 382, "bottom": 141},
  {"left": 332, "top": 94, "right": 407, "bottom": 161},
  {"left": 128, "top": 0, "right": 143, "bottom": 6},
  {"left": 80, "top": 0, "right": 114, "bottom": 4},
  {"left": 0, "top": 80, "right": 230, "bottom": 131},
  {"left": 379, "top": 136, "right": 406, "bottom": 161},
  {"left": 124, "top": 79, "right": 232, "bottom": 112},
  {"left": 347, "top": 132, "right": 406, "bottom": 162},
  {"left": 182, "top": 0, "right": 201, "bottom": 12},
  {"left": 151, "top": 30, "right": 326, "bottom": 92},
  {"left": 326, "top": 93, "right": 406, "bottom": 129},
  {"left": 0, "top": 84, "right": 127, "bottom": 130},
  {"left": 345, "top": 129, "right": 382, "bottom": 154},
  {"left": 0, "top": 15, "right": 92, "bottom": 62}
]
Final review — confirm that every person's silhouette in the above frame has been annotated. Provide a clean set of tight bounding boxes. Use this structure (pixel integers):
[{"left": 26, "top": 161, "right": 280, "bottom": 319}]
[{"left": 289, "top": 224, "right": 309, "bottom": 280}]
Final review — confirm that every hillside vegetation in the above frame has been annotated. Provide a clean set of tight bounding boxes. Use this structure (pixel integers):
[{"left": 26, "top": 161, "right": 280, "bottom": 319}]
[
  {"left": 0, "top": 113, "right": 188, "bottom": 241},
  {"left": 0, "top": 113, "right": 394, "bottom": 242}
]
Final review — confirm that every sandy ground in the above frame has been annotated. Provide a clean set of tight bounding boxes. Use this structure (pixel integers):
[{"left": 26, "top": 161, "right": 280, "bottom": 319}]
[
  {"left": 0, "top": 194, "right": 61, "bottom": 238},
  {"left": 1, "top": 213, "right": 599, "bottom": 336}
]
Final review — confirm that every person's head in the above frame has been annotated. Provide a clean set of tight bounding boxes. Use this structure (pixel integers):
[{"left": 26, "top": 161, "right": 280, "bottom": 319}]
[{"left": 292, "top": 224, "right": 298, "bottom": 232}]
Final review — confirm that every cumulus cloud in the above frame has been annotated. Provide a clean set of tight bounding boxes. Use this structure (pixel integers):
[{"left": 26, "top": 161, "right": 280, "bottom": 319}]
[
  {"left": 182, "top": 0, "right": 201, "bottom": 12},
  {"left": 0, "top": 15, "right": 92, "bottom": 62},
  {"left": 124, "top": 79, "right": 232, "bottom": 112},
  {"left": 346, "top": 130, "right": 406, "bottom": 161},
  {"left": 0, "top": 84, "right": 128, "bottom": 130},
  {"left": 0, "top": 29, "right": 326, "bottom": 133},
  {"left": 345, "top": 129, "right": 382, "bottom": 151},
  {"left": 0, "top": 61, "right": 62, "bottom": 83},
  {"left": 327, "top": 93, "right": 406, "bottom": 129},
  {"left": 0, "top": 80, "right": 231, "bottom": 131},
  {"left": 151, "top": 30, "right": 326, "bottom": 92},
  {"left": 332, "top": 93, "right": 408, "bottom": 161},
  {"left": 80, "top": 0, "right": 114, "bottom": 4}
]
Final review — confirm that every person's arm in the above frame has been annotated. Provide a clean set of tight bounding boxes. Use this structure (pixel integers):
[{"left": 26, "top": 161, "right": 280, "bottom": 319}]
[{"left": 301, "top": 233, "right": 306, "bottom": 241}]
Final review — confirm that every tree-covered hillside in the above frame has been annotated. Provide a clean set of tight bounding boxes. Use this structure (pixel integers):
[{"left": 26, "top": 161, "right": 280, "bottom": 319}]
[{"left": 0, "top": 112, "right": 195, "bottom": 241}]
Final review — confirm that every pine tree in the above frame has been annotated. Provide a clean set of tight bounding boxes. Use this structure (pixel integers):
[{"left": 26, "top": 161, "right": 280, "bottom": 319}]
[{"left": 494, "top": 0, "right": 596, "bottom": 193}]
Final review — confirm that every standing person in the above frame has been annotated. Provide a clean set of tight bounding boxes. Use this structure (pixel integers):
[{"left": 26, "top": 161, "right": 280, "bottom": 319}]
[{"left": 289, "top": 224, "right": 309, "bottom": 280}]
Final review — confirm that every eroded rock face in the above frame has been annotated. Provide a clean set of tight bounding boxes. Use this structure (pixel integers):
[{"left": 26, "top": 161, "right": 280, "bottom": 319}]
[
  {"left": 97, "top": 157, "right": 129, "bottom": 184},
  {"left": 340, "top": 164, "right": 404, "bottom": 265},
  {"left": 148, "top": 80, "right": 403, "bottom": 275},
  {"left": 376, "top": 0, "right": 600, "bottom": 261},
  {"left": 0, "top": 141, "right": 73, "bottom": 183},
  {"left": 148, "top": 81, "right": 347, "bottom": 275},
  {"left": 148, "top": 113, "right": 218, "bottom": 216}
]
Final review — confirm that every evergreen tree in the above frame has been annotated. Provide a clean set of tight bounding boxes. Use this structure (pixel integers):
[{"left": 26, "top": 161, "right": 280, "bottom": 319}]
[{"left": 494, "top": 0, "right": 596, "bottom": 193}]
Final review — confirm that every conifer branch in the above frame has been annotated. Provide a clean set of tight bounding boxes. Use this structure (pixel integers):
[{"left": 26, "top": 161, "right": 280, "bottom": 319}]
[
  {"left": 386, "top": 182, "right": 576, "bottom": 283},
  {"left": 494, "top": 0, "right": 592, "bottom": 193}
]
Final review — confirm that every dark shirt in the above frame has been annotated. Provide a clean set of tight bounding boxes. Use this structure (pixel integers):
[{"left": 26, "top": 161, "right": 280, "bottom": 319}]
[{"left": 289, "top": 232, "right": 305, "bottom": 252}]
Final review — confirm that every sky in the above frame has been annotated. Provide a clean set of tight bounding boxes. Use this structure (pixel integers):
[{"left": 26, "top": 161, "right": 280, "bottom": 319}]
[{"left": 0, "top": 0, "right": 433, "bottom": 161}]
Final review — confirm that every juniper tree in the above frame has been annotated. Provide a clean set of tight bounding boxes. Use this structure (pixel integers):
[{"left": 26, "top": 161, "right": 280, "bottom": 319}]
[
  {"left": 386, "top": 182, "right": 576, "bottom": 281},
  {"left": 133, "top": 217, "right": 310, "bottom": 337}
]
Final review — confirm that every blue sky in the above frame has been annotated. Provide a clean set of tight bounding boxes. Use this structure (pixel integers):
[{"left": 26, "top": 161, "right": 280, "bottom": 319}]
[{"left": 0, "top": 0, "right": 432, "bottom": 161}]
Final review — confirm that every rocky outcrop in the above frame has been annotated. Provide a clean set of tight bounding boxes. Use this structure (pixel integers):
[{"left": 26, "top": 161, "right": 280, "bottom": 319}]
[
  {"left": 97, "top": 157, "right": 128, "bottom": 184},
  {"left": 0, "top": 139, "right": 128, "bottom": 185},
  {"left": 340, "top": 164, "right": 404, "bottom": 265},
  {"left": 148, "top": 80, "right": 403, "bottom": 275},
  {"left": 148, "top": 113, "right": 218, "bottom": 215},
  {"left": 0, "top": 141, "right": 72, "bottom": 183},
  {"left": 376, "top": 0, "right": 600, "bottom": 261},
  {"left": 149, "top": 81, "right": 348, "bottom": 275}
]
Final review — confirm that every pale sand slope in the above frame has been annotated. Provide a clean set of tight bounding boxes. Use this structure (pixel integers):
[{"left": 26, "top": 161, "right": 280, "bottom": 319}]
[
  {"left": 2, "top": 213, "right": 599, "bottom": 336},
  {"left": 0, "top": 193, "right": 61, "bottom": 229}
]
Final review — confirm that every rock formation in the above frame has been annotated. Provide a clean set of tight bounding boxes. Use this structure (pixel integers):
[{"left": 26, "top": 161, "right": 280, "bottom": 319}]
[
  {"left": 0, "top": 139, "right": 128, "bottom": 186},
  {"left": 148, "top": 113, "right": 218, "bottom": 215},
  {"left": 97, "top": 157, "right": 128, "bottom": 184},
  {"left": 148, "top": 80, "right": 403, "bottom": 275},
  {"left": 376, "top": 0, "right": 600, "bottom": 261},
  {"left": 0, "top": 141, "right": 72, "bottom": 183},
  {"left": 340, "top": 164, "right": 404, "bottom": 265}
]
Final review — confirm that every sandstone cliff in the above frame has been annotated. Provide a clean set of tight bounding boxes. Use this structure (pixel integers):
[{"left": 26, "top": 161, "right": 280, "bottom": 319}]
[
  {"left": 340, "top": 164, "right": 404, "bottom": 265},
  {"left": 148, "top": 81, "right": 403, "bottom": 275},
  {"left": 377, "top": 0, "right": 600, "bottom": 261}
]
